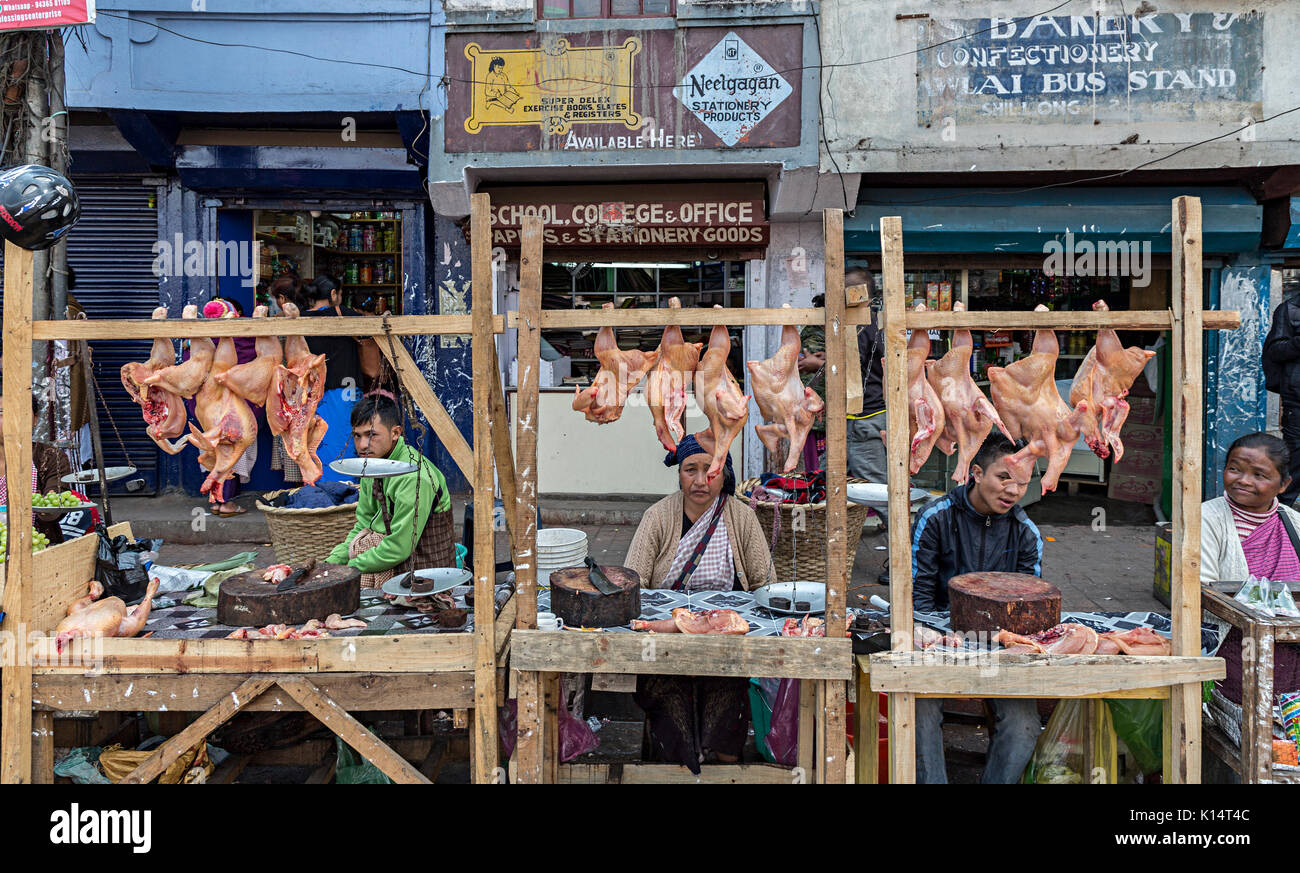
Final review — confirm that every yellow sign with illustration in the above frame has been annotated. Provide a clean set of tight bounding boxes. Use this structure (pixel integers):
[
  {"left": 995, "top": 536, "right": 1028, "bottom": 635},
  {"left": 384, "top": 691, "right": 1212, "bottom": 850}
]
[{"left": 463, "top": 37, "right": 641, "bottom": 136}]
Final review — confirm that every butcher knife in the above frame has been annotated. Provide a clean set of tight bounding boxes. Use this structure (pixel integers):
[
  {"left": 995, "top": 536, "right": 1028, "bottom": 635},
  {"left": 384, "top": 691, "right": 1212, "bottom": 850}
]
[
  {"left": 277, "top": 559, "right": 317, "bottom": 593},
  {"left": 583, "top": 557, "right": 621, "bottom": 596}
]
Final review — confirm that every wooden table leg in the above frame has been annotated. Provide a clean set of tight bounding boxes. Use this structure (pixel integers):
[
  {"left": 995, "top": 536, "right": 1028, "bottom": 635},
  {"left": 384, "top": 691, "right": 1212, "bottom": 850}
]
[
  {"left": 1238, "top": 624, "right": 1259, "bottom": 783},
  {"left": 542, "top": 671, "right": 560, "bottom": 784},
  {"left": 1253, "top": 625, "right": 1274, "bottom": 784},
  {"left": 797, "top": 679, "right": 814, "bottom": 782},
  {"left": 855, "top": 660, "right": 880, "bottom": 785},
  {"left": 32, "top": 711, "right": 54, "bottom": 784}
]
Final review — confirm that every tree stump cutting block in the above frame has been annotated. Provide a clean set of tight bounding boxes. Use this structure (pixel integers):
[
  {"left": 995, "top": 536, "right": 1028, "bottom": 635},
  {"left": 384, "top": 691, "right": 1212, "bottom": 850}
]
[
  {"left": 218, "top": 563, "right": 361, "bottom": 627},
  {"left": 549, "top": 565, "right": 641, "bottom": 629},
  {"left": 948, "top": 572, "right": 1061, "bottom": 636}
]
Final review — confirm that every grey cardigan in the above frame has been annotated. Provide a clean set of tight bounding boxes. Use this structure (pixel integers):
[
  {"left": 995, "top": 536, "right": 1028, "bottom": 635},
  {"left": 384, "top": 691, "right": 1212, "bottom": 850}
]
[{"left": 1200, "top": 496, "right": 1300, "bottom": 584}]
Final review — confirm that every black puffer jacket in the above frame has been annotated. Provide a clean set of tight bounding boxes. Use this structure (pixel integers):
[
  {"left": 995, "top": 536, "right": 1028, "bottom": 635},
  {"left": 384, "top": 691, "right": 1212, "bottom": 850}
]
[
  {"left": 1264, "top": 296, "right": 1300, "bottom": 408},
  {"left": 910, "top": 483, "right": 1044, "bottom": 612}
]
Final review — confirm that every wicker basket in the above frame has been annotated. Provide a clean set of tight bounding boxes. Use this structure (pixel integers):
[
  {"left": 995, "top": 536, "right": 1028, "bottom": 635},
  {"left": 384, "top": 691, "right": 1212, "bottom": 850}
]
[
  {"left": 255, "top": 488, "right": 358, "bottom": 565},
  {"left": 739, "top": 477, "right": 874, "bottom": 581}
]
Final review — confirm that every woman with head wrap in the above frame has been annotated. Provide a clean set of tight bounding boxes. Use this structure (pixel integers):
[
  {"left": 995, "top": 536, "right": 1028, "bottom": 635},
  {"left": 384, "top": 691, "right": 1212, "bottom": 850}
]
[{"left": 624, "top": 429, "right": 777, "bottom": 774}]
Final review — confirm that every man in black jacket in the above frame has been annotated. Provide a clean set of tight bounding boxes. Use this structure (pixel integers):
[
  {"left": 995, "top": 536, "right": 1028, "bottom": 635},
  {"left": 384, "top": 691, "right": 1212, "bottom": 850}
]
[
  {"left": 1263, "top": 291, "right": 1300, "bottom": 506},
  {"left": 910, "top": 434, "right": 1044, "bottom": 783}
]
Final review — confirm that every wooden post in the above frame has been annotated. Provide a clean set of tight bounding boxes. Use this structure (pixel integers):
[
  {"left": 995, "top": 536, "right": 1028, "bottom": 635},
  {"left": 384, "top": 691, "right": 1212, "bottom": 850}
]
[
  {"left": 1, "top": 242, "right": 35, "bottom": 784},
  {"left": 514, "top": 215, "right": 545, "bottom": 784},
  {"left": 880, "top": 216, "right": 916, "bottom": 783},
  {"left": 820, "top": 208, "right": 848, "bottom": 784},
  {"left": 470, "top": 192, "right": 500, "bottom": 784},
  {"left": 1165, "top": 196, "right": 1203, "bottom": 784},
  {"left": 489, "top": 355, "right": 521, "bottom": 559}
]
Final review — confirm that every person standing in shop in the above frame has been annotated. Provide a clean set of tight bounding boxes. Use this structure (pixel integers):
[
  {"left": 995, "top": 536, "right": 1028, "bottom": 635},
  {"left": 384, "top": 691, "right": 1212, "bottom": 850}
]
[
  {"left": 1263, "top": 284, "right": 1300, "bottom": 506},
  {"left": 302, "top": 274, "right": 364, "bottom": 483}
]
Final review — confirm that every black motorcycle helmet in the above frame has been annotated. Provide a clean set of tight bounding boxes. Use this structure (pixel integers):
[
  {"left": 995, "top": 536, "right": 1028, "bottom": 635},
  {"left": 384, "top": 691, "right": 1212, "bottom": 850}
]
[{"left": 0, "top": 164, "right": 80, "bottom": 250}]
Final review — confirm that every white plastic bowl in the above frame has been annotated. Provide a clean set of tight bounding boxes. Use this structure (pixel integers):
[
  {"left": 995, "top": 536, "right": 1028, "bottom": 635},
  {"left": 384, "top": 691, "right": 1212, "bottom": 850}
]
[{"left": 537, "top": 528, "right": 587, "bottom": 549}]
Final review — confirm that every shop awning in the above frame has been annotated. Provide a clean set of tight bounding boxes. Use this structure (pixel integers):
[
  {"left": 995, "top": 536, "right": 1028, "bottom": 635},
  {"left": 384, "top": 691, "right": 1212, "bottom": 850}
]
[{"left": 846, "top": 187, "right": 1262, "bottom": 255}]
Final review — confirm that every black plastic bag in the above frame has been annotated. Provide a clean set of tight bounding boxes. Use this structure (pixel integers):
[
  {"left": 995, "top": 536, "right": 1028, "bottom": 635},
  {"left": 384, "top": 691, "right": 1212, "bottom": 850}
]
[{"left": 94, "top": 524, "right": 161, "bottom": 606}]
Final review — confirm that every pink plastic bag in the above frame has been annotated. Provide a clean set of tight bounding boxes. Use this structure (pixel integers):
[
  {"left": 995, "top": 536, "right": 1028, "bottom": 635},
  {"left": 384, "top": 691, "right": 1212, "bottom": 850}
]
[
  {"left": 764, "top": 678, "right": 801, "bottom": 766},
  {"left": 499, "top": 699, "right": 600, "bottom": 763}
]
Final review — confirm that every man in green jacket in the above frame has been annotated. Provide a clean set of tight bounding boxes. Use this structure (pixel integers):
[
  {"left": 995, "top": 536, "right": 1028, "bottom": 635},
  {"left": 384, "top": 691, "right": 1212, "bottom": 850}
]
[{"left": 327, "top": 395, "right": 456, "bottom": 588}]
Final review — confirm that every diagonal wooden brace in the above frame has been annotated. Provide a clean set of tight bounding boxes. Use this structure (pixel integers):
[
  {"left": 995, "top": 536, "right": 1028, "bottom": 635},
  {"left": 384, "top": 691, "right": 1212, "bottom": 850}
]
[{"left": 375, "top": 334, "right": 475, "bottom": 484}]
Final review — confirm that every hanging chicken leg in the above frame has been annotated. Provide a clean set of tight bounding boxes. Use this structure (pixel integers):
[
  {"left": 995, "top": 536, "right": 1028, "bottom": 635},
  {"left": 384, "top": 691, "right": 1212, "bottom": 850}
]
[
  {"left": 645, "top": 297, "right": 702, "bottom": 450},
  {"left": 267, "top": 303, "right": 328, "bottom": 485},
  {"left": 1068, "top": 299, "right": 1156, "bottom": 462},
  {"left": 189, "top": 314, "right": 258, "bottom": 503},
  {"left": 746, "top": 305, "right": 825, "bottom": 473},
  {"left": 213, "top": 305, "right": 283, "bottom": 406},
  {"left": 138, "top": 304, "right": 214, "bottom": 398},
  {"left": 988, "top": 305, "right": 1091, "bottom": 495},
  {"left": 926, "top": 302, "right": 1012, "bottom": 482},
  {"left": 120, "top": 307, "right": 190, "bottom": 454},
  {"left": 899, "top": 302, "right": 945, "bottom": 475},
  {"left": 571, "top": 302, "right": 659, "bottom": 425},
  {"left": 693, "top": 310, "right": 749, "bottom": 482}
]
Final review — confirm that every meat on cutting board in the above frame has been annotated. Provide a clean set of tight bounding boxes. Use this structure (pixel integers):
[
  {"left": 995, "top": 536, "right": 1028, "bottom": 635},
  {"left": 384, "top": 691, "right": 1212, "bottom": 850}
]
[
  {"left": 747, "top": 307, "right": 826, "bottom": 474},
  {"left": 987, "top": 305, "right": 1091, "bottom": 495},
  {"left": 899, "top": 302, "right": 945, "bottom": 475},
  {"left": 1069, "top": 300, "right": 1157, "bottom": 462},
  {"left": 926, "top": 302, "right": 1012, "bottom": 482},
  {"left": 693, "top": 312, "right": 750, "bottom": 482},
  {"left": 572, "top": 302, "right": 659, "bottom": 424},
  {"left": 645, "top": 296, "right": 702, "bottom": 450}
]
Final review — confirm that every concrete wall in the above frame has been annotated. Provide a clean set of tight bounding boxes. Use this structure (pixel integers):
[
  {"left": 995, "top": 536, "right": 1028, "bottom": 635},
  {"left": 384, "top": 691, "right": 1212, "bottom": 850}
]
[{"left": 820, "top": 0, "right": 1300, "bottom": 175}]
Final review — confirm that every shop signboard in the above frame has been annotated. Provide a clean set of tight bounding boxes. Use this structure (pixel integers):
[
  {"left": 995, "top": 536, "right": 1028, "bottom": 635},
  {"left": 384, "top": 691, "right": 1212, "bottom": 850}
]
[
  {"left": 0, "top": 0, "right": 94, "bottom": 31},
  {"left": 916, "top": 11, "right": 1263, "bottom": 125},
  {"left": 484, "top": 183, "right": 769, "bottom": 256},
  {"left": 446, "top": 26, "right": 802, "bottom": 154}
]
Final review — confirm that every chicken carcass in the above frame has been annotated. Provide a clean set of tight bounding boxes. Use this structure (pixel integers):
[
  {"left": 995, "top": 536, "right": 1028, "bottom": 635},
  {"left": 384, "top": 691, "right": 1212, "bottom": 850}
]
[
  {"left": 189, "top": 320, "right": 258, "bottom": 503},
  {"left": 139, "top": 304, "right": 214, "bottom": 399},
  {"left": 1069, "top": 300, "right": 1157, "bottom": 462},
  {"left": 747, "top": 309, "right": 826, "bottom": 473},
  {"left": 645, "top": 297, "right": 702, "bottom": 451},
  {"left": 54, "top": 577, "right": 160, "bottom": 653},
  {"left": 693, "top": 313, "right": 750, "bottom": 482},
  {"left": 995, "top": 623, "right": 1100, "bottom": 655},
  {"left": 571, "top": 302, "right": 659, "bottom": 424},
  {"left": 120, "top": 307, "right": 190, "bottom": 454},
  {"left": 630, "top": 607, "right": 749, "bottom": 634},
  {"left": 267, "top": 303, "right": 328, "bottom": 485},
  {"left": 1099, "top": 626, "right": 1171, "bottom": 656},
  {"left": 926, "top": 302, "right": 1012, "bottom": 482},
  {"left": 987, "top": 305, "right": 1091, "bottom": 495},
  {"left": 213, "top": 305, "right": 283, "bottom": 406},
  {"left": 900, "top": 303, "right": 945, "bottom": 475}
]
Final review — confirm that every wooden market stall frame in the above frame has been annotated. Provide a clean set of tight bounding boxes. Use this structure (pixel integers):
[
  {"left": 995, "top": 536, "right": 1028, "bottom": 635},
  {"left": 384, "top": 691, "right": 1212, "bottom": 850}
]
[
  {"left": 857, "top": 196, "right": 1232, "bottom": 785},
  {"left": 0, "top": 193, "right": 524, "bottom": 784},
  {"left": 507, "top": 209, "right": 874, "bottom": 784}
]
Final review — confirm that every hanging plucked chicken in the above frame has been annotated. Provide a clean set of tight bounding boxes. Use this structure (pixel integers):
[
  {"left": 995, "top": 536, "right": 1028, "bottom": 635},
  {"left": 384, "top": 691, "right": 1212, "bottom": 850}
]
[{"left": 746, "top": 305, "right": 825, "bottom": 474}]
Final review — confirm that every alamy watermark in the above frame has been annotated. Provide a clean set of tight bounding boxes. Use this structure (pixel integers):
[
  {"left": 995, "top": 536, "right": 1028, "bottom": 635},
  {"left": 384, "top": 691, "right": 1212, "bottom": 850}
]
[
  {"left": 152, "top": 234, "right": 256, "bottom": 288},
  {"left": 1042, "top": 230, "right": 1151, "bottom": 288}
]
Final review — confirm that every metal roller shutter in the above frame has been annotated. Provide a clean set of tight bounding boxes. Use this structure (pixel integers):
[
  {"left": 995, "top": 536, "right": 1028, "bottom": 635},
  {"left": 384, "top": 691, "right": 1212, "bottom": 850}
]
[{"left": 68, "top": 176, "right": 162, "bottom": 493}]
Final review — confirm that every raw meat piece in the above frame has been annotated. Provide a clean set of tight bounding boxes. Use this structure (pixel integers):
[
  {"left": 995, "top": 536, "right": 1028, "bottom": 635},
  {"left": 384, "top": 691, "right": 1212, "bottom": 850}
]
[
  {"left": 703, "top": 609, "right": 750, "bottom": 634},
  {"left": 266, "top": 303, "right": 328, "bottom": 485},
  {"left": 212, "top": 305, "right": 284, "bottom": 407},
  {"left": 996, "top": 623, "right": 1100, "bottom": 655},
  {"left": 54, "top": 577, "right": 160, "bottom": 653},
  {"left": 325, "top": 613, "right": 367, "bottom": 630},
  {"left": 189, "top": 319, "right": 258, "bottom": 503},
  {"left": 693, "top": 311, "right": 750, "bottom": 482},
  {"left": 1099, "top": 627, "right": 1171, "bottom": 656},
  {"left": 630, "top": 607, "right": 748, "bottom": 635},
  {"left": 899, "top": 303, "right": 945, "bottom": 475},
  {"left": 781, "top": 616, "right": 827, "bottom": 637},
  {"left": 645, "top": 297, "right": 702, "bottom": 450},
  {"left": 572, "top": 302, "right": 659, "bottom": 425},
  {"left": 1069, "top": 300, "right": 1157, "bottom": 462},
  {"left": 747, "top": 308, "right": 826, "bottom": 473},
  {"left": 994, "top": 629, "right": 1044, "bottom": 653},
  {"left": 629, "top": 617, "right": 679, "bottom": 633},
  {"left": 926, "top": 302, "right": 1012, "bottom": 482},
  {"left": 914, "top": 625, "right": 965, "bottom": 650},
  {"left": 120, "top": 307, "right": 191, "bottom": 454},
  {"left": 987, "top": 305, "right": 1092, "bottom": 495},
  {"left": 262, "top": 564, "right": 292, "bottom": 584},
  {"left": 1094, "top": 636, "right": 1121, "bottom": 655},
  {"left": 139, "top": 304, "right": 215, "bottom": 398}
]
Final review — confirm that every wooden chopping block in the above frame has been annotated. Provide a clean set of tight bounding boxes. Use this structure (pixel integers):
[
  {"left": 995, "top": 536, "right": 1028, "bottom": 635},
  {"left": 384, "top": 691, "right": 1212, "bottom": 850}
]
[
  {"left": 948, "top": 572, "right": 1060, "bottom": 636},
  {"left": 548, "top": 565, "right": 640, "bottom": 629},
  {"left": 217, "top": 563, "right": 360, "bottom": 627}
]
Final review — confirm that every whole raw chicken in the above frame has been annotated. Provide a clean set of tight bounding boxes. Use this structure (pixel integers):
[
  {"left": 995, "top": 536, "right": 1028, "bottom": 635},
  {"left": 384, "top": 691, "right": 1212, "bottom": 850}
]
[
  {"left": 120, "top": 307, "right": 190, "bottom": 454},
  {"left": 212, "top": 305, "right": 283, "bottom": 406},
  {"left": 746, "top": 306, "right": 825, "bottom": 473},
  {"left": 267, "top": 303, "right": 328, "bottom": 485},
  {"left": 926, "top": 302, "right": 1012, "bottom": 482},
  {"left": 54, "top": 577, "right": 160, "bottom": 653},
  {"left": 987, "top": 305, "right": 1091, "bottom": 495},
  {"left": 139, "top": 304, "right": 214, "bottom": 399},
  {"left": 572, "top": 302, "right": 659, "bottom": 424},
  {"left": 900, "top": 302, "right": 945, "bottom": 475},
  {"left": 1068, "top": 299, "right": 1156, "bottom": 462},
  {"left": 693, "top": 311, "right": 749, "bottom": 482},
  {"left": 645, "top": 296, "right": 702, "bottom": 450},
  {"left": 189, "top": 315, "right": 258, "bottom": 503}
]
